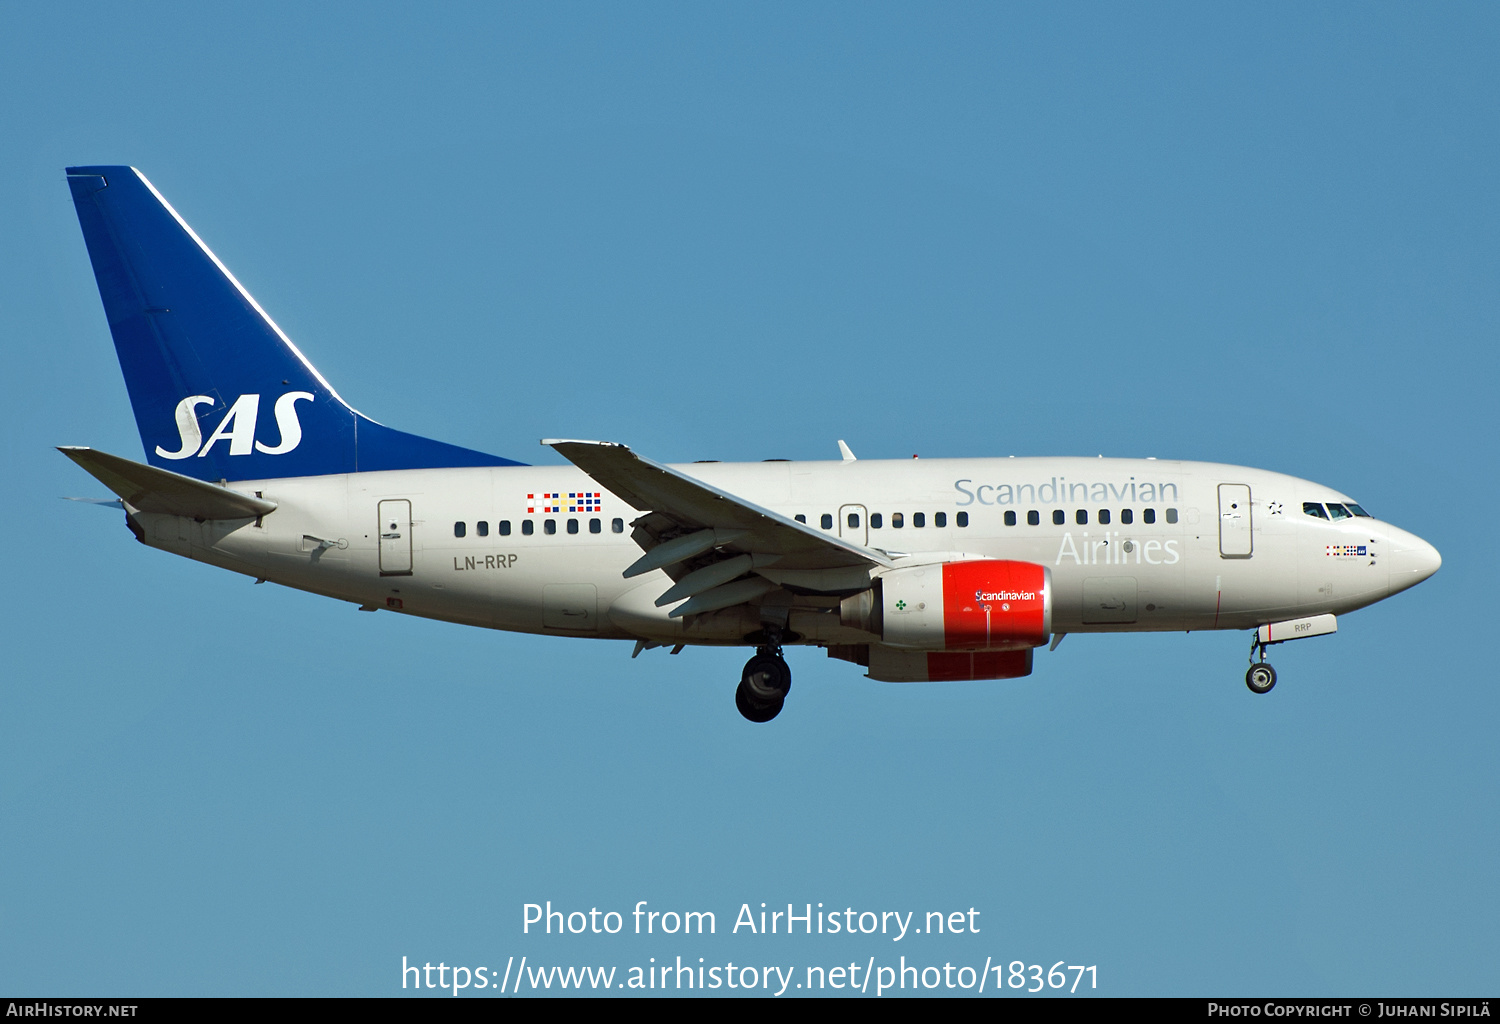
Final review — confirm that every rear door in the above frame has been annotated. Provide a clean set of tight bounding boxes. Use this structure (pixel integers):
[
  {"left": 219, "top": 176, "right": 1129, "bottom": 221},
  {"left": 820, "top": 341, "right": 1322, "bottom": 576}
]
[{"left": 378, "top": 499, "right": 413, "bottom": 575}]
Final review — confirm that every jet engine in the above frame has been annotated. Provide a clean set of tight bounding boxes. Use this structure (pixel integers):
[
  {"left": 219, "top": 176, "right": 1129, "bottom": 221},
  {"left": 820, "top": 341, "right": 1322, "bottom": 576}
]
[{"left": 840, "top": 559, "right": 1051, "bottom": 651}]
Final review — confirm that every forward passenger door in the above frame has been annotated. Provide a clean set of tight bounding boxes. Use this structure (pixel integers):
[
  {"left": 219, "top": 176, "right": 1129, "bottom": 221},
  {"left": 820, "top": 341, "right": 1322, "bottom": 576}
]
[{"left": 1218, "top": 484, "right": 1253, "bottom": 558}]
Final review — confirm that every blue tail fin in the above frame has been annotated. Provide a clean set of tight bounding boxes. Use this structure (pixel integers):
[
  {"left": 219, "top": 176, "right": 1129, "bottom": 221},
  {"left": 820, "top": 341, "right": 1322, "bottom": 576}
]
[{"left": 65, "top": 166, "right": 524, "bottom": 481}]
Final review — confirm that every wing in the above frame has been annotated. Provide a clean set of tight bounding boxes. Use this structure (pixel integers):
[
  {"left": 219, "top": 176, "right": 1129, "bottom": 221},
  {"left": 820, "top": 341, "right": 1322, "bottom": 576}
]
[{"left": 545, "top": 439, "right": 889, "bottom": 618}]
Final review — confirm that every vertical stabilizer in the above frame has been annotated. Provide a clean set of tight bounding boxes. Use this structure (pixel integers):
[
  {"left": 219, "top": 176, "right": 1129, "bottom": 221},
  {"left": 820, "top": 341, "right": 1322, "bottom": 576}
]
[{"left": 65, "top": 166, "right": 523, "bottom": 480}]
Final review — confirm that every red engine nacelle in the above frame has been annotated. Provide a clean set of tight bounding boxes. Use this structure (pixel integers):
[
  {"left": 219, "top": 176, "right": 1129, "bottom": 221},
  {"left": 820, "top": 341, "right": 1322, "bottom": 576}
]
[{"left": 843, "top": 559, "right": 1052, "bottom": 651}]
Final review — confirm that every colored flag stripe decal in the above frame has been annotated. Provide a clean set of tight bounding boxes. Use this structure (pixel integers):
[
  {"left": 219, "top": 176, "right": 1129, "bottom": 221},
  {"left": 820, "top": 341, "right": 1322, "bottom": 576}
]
[{"left": 526, "top": 492, "right": 603, "bottom": 513}]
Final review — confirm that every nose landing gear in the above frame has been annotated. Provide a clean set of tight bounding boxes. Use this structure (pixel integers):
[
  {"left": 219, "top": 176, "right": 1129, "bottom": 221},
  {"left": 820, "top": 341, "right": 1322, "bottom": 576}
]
[
  {"left": 1246, "top": 635, "right": 1276, "bottom": 694},
  {"left": 736, "top": 639, "right": 792, "bottom": 722}
]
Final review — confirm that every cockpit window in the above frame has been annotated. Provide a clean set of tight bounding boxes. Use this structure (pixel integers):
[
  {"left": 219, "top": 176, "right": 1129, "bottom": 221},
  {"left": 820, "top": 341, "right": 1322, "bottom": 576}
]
[
  {"left": 1303, "top": 502, "right": 1329, "bottom": 520},
  {"left": 1347, "top": 503, "right": 1371, "bottom": 518},
  {"left": 1326, "top": 503, "right": 1353, "bottom": 520}
]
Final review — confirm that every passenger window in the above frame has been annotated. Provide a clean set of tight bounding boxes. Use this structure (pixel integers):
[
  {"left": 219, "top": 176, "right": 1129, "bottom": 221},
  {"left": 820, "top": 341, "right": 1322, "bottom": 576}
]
[
  {"left": 871, "top": 513, "right": 883, "bottom": 529},
  {"left": 1347, "top": 504, "right": 1371, "bottom": 518},
  {"left": 1098, "top": 509, "right": 1110, "bottom": 525},
  {"left": 956, "top": 511, "right": 969, "bottom": 527},
  {"left": 499, "top": 520, "right": 512, "bottom": 536},
  {"left": 612, "top": 518, "right": 624, "bottom": 533},
  {"left": 477, "top": 521, "right": 489, "bottom": 537},
  {"left": 913, "top": 512, "right": 925, "bottom": 528},
  {"left": 1326, "top": 503, "right": 1352, "bottom": 520},
  {"left": 820, "top": 513, "right": 833, "bottom": 530},
  {"left": 1120, "top": 509, "right": 1133, "bottom": 525},
  {"left": 1027, "top": 510, "right": 1040, "bottom": 526},
  {"left": 544, "top": 519, "right": 557, "bottom": 535},
  {"left": 1004, "top": 511, "right": 1017, "bottom": 526},
  {"left": 1076, "top": 510, "right": 1088, "bottom": 525},
  {"left": 1143, "top": 509, "right": 1156, "bottom": 524},
  {"left": 454, "top": 522, "right": 466, "bottom": 538},
  {"left": 1165, "top": 508, "right": 1179, "bottom": 524},
  {"left": 1053, "top": 510, "right": 1065, "bottom": 526},
  {"left": 934, "top": 512, "right": 946, "bottom": 527},
  {"left": 892, "top": 513, "right": 904, "bottom": 529},
  {"left": 795, "top": 514, "right": 807, "bottom": 524},
  {"left": 589, "top": 518, "right": 601, "bottom": 534},
  {"left": 848, "top": 512, "right": 860, "bottom": 528},
  {"left": 522, "top": 520, "right": 534, "bottom": 536}
]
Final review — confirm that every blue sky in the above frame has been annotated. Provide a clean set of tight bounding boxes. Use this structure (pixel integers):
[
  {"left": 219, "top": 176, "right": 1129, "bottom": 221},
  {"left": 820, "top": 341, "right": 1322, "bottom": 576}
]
[{"left": 2, "top": 3, "right": 1495, "bottom": 996}]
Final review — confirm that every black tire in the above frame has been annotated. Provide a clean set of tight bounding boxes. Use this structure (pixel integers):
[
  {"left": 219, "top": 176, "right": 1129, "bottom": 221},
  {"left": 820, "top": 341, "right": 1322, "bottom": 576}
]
[
  {"left": 1245, "top": 662, "right": 1277, "bottom": 694},
  {"left": 736, "top": 680, "right": 784, "bottom": 723},
  {"left": 741, "top": 653, "right": 792, "bottom": 700}
]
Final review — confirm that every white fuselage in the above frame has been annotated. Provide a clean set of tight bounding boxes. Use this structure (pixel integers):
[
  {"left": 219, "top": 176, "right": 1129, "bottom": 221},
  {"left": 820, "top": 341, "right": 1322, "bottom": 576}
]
[{"left": 129, "top": 456, "right": 1438, "bottom": 649}]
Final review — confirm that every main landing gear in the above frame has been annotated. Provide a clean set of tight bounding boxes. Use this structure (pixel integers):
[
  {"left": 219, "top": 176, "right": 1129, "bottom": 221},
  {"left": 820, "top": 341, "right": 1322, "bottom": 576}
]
[
  {"left": 1246, "top": 634, "right": 1277, "bottom": 695},
  {"left": 736, "top": 640, "right": 792, "bottom": 723}
]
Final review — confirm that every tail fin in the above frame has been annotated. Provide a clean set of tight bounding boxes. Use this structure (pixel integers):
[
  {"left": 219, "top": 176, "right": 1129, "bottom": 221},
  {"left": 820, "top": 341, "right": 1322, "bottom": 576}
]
[{"left": 64, "top": 166, "right": 524, "bottom": 481}]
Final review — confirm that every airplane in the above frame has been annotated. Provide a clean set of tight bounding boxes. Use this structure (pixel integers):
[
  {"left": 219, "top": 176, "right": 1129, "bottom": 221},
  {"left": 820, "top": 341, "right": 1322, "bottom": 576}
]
[{"left": 58, "top": 165, "right": 1442, "bottom": 722}]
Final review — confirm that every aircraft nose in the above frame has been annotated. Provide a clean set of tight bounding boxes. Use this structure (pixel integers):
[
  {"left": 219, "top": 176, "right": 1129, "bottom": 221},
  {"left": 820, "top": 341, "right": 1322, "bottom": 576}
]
[{"left": 1386, "top": 526, "right": 1441, "bottom": 596}]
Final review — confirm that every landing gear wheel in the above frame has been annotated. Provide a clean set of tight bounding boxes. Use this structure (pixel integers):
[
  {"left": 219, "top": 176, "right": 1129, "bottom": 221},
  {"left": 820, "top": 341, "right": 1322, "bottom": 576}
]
[
  {"left": 1246, "top": 662, "right": 1277, "bottom": 694},
  {"left": 736, "top": 650, "right": 792, "bottom": 722},
  {"left": 735, "top": 681, "right": 784, "bottom": 723},
  {"left": 741, "top": 653, "right": 792, "bottom": 700}
]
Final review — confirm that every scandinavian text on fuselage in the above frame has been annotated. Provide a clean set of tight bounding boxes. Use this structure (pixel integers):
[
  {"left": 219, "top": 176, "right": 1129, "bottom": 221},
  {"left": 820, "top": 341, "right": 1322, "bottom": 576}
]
[{"left": 954, "top": 477, "right": 1180, "bottom": 507}]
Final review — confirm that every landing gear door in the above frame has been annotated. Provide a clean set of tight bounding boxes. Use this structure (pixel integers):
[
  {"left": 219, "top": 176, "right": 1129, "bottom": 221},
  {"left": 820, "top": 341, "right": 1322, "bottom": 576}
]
[
  {"left": 1218, "top": 484, "right": 1252, "bottom": 558},
  {"left": 379, "top": 499, "right": 413, "bottom": 576},
  {"left": 839, "top": 504, "right": 868, "bottom": 547}
]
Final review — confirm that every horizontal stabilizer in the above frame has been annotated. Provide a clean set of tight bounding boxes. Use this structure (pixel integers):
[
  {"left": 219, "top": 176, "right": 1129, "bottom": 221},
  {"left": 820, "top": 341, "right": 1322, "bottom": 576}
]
[{"left": 58, "top": 447, "right": 277, "bottom": 519}]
